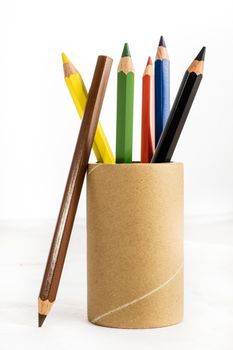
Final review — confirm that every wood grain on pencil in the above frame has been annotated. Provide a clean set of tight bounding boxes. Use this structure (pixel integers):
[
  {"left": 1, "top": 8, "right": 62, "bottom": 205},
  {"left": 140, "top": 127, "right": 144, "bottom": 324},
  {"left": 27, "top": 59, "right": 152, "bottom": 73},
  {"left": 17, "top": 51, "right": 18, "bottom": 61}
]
[{"left": 38, "top": 55, "right": 113, "bottom": 327}]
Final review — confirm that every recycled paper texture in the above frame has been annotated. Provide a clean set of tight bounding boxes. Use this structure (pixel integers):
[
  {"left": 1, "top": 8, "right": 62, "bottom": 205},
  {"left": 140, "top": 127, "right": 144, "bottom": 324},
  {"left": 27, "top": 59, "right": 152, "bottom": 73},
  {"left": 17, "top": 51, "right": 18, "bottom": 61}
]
[{"left": 87, "top": 163, "right": 184, "bottom": 328}]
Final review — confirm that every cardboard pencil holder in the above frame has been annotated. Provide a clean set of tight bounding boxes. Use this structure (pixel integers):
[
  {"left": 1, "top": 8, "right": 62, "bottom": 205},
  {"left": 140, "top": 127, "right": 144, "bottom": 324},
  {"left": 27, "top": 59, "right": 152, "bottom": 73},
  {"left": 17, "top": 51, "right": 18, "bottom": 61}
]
[{"left": 86, "top": 162, "right": 184, "bottom": 329}]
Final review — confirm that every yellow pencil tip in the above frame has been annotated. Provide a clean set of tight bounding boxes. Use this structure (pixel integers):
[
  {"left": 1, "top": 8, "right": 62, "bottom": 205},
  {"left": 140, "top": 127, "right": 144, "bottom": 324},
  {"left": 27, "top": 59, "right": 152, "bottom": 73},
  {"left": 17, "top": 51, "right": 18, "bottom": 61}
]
[{"left": 62, "top": 52, "right": 70, "bottom": 64}]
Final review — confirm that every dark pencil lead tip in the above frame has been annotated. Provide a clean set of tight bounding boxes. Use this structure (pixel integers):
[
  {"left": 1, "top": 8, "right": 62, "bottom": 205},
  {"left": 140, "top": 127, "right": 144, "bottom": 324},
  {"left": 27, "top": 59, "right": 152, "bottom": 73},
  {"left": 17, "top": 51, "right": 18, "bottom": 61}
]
[
  {"left": 159, "top": 36, "right": 166, "bottom": 47},
  {"left": 38, "top": 314, "right": 46, "bottom": 327},
  {"left": 147, "top": 56, "right": 152, "bottom": 65},
  {"left": 122, "top": 43, "right": 131, "bottom": 57},
  {"left": 195, "top": 47, "right": 206, "bottom": 61}
]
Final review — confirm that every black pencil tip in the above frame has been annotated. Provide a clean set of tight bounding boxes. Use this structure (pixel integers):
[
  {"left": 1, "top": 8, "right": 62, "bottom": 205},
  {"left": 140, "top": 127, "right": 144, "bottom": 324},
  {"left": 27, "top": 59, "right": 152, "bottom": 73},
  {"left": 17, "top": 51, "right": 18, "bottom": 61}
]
[
  {"left": 38, "top": 314, "right": 46, "bottom": 327},
  {"left": 195, "top": 47, "right": 206, "bottom": 61},
  {"left": 159, "top": 36, "right": 166, "bottom": 47}
]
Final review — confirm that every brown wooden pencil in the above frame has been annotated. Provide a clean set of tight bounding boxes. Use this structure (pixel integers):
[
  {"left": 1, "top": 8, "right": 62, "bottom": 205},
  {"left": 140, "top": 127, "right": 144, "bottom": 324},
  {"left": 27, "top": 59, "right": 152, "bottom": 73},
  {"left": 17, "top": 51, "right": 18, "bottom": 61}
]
[{"left": 38, "top": 55, "right": 113, "bottom": 327}]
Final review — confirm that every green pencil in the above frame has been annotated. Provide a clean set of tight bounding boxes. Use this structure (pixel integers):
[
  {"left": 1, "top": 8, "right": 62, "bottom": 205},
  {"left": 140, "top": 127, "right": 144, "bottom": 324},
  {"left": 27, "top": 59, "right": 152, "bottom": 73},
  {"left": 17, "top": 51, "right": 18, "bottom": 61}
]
[{"left": 116, "top": 43, "right": 135, "bottom": 163}]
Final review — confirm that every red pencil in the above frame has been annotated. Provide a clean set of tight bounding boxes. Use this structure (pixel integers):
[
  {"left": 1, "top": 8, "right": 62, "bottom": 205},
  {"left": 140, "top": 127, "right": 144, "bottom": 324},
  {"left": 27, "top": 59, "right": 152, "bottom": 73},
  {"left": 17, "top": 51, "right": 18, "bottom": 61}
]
[{"left": 141, "top": 56, "right": 154, "bottom": 163}]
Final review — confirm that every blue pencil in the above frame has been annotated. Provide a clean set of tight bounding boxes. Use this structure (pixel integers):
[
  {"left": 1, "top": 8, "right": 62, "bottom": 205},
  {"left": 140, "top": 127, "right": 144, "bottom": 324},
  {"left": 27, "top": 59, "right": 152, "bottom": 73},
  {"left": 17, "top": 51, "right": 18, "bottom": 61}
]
[{"left": 154, "top": 36, "right": 170, "bottom": 145}]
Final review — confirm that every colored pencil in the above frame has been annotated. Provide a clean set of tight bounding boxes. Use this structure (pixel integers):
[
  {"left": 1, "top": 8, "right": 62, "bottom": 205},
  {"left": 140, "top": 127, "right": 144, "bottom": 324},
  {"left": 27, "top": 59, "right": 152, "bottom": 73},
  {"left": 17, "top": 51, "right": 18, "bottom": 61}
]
[
  {"left": 154, "top": 36, "right": 170, "bottom": 145},
  {"left": 141, "top": 56, "right": 154, "bottom": 163},
  {"left": 62, "top": 53, "right": 115, "bottom": 164},
  {"left": 151, "top": 47, "right": 205, "bottom": 163},
  {"left": 116, "top": 43, "right": 134, "bottom": 163},
  {"left": 38, "top": 55, "right": 113, "bottom": 327}
]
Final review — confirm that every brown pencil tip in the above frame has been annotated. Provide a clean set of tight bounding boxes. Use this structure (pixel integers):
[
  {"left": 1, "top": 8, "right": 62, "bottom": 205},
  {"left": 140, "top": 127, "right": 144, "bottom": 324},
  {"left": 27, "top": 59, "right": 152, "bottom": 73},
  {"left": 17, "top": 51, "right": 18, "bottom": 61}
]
[
  {"left": 195, "top": 47, "right": 206, "bottom": 61},
  {"left": 38, "top": 314, "right": 46, "bottom": 327}
]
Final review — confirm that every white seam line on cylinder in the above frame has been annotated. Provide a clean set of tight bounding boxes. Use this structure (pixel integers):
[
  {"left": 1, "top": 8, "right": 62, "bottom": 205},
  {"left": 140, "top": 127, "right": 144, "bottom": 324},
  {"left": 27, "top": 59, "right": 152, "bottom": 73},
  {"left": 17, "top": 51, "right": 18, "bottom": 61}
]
[
  {"left": 91, "top": 263, "right": 183, "bottom": 324},
  {"left": 87, "top": 163, "right": 102, "bottom": 176}
]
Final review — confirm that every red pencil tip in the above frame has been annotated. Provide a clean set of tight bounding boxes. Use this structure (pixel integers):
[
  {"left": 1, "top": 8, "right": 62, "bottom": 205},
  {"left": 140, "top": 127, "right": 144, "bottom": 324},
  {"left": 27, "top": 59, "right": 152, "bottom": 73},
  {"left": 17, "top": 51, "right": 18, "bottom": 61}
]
[{"left": 147, "top": 56, "right": 152, "bottom": 65}]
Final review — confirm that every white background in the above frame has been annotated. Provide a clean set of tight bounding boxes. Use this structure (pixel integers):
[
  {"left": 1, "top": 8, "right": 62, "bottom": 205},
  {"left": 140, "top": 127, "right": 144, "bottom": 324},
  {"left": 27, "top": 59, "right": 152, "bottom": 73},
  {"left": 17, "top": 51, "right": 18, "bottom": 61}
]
[
  {"left": 0, "top": 0, "right": 233, "bottom": 222},
  {"left": 1, "top": 1, "right": 233, "bottom": 349}
]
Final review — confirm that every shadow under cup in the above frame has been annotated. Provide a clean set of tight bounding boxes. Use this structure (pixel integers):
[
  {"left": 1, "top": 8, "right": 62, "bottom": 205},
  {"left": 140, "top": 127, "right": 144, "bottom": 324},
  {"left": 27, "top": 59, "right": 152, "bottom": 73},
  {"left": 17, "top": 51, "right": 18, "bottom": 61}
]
[{"left": 86, "top": 162, "right": 184, "bottom": 329}]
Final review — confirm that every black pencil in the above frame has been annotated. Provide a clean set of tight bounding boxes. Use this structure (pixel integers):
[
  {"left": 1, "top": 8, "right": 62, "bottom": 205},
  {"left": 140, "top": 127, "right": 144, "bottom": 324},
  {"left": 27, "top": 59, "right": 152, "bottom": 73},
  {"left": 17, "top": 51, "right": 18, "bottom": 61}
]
[{"left": 151, "top": 47, "right": 206, "bottom": 163}]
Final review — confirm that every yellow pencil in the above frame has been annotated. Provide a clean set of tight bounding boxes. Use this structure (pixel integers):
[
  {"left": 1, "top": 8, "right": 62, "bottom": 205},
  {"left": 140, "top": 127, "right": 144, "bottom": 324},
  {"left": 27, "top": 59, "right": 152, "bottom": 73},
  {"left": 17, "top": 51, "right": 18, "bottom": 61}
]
[{"left": 62, "top": 53, "right": 115, "bottom": 163}]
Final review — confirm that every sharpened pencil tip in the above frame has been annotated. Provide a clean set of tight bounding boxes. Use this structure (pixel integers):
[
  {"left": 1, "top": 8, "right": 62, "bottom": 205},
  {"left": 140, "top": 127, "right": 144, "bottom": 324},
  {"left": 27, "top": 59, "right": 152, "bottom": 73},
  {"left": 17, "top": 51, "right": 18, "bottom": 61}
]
[
  {"left": 147, "top": 56, "right": 152, "bottom": 65},
  {"left": 195, "top": 47, "right": 206, "bottom": 61},
  {"left": 122, "top": 43, "right": 131, "bottom": 57},
  {"left": 61, "top": 52, "right": 70, "bottom": 65},
  {"left": 38, "top": 314, "right": 46, "bottom": 327},
  {"left": 159, "top": 36, "right": 166, "bottom": 47}
]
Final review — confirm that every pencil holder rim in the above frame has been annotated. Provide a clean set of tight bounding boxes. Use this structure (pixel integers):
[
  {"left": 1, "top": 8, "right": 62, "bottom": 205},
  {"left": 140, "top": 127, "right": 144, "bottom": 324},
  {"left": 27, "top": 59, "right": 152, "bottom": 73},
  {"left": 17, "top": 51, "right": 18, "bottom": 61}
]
[{"left": 88, "top": 162, "right": 183, "bottom": 168}]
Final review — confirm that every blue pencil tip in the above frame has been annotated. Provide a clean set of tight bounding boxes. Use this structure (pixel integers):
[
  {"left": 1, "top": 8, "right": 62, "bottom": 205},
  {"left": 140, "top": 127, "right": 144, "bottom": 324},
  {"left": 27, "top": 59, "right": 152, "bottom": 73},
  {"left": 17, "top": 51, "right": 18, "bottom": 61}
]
[{"left": 159, "top": 36, "right": 166, "bottom": 47}]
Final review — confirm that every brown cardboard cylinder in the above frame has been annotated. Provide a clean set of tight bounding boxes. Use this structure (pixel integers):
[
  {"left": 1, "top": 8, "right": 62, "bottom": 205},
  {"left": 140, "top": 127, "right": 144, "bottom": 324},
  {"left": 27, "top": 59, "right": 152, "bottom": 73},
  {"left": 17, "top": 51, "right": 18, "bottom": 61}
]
[{"left": 87, "top": 163, "right": 184, "bottom": 329}]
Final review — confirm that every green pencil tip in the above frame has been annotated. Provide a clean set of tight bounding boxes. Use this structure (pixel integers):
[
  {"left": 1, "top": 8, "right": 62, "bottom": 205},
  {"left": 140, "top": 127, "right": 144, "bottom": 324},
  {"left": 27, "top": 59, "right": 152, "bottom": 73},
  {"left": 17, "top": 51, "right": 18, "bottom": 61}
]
[{"left": 122, "top": 43, "right": 131, "bottom": 57}]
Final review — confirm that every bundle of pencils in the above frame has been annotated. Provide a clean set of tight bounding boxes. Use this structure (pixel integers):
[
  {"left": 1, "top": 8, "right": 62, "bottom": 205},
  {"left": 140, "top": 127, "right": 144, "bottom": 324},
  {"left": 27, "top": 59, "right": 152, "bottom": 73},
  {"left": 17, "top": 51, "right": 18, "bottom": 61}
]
[
  {"left": 38, "top": 40, "right": 206, "bottom": 327},
  {"left": 151, "top": 46, "right": 205, "bottom": 162}
]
